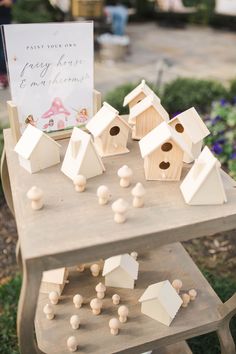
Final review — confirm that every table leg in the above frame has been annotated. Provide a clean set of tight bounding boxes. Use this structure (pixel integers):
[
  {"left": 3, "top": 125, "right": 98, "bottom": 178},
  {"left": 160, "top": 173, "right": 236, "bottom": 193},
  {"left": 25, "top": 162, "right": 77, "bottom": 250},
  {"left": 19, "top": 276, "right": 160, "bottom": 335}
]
[
  {"left": 16, "top": 240, "right": 23, "bottom": 273},
  {"left": 17, "top": 260, "right": 44, "bottom": 354},
  {"left": 217, "top": 293, "right": 236, "bottom": 354}
]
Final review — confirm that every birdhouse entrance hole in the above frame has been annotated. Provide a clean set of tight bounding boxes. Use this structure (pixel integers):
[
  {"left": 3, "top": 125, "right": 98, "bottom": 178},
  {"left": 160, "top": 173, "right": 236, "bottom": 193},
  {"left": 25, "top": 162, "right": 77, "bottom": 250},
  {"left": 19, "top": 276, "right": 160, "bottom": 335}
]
[
  {"left": 161, "top": 142, "right": 173, "bottom": 152},
  {"left": 175, "top": 123, "right": 184, "bottom": 133},
  {"left": 159, "top": 161, "right": 170, "bottom": 170},
  {"left": 110, "top": 126, "right": 120, "bottom": 136}
]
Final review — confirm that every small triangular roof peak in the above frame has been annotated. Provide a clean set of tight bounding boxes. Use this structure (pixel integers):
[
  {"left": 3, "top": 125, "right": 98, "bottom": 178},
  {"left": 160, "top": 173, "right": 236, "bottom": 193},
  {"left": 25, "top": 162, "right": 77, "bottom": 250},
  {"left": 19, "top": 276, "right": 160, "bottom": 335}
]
[
  {"left": 14, "top": 124, "right": 60, "bottom": 160},
  {"left": 86, "top": 101, "right": 130, "bottom": 138},
  {"left": 102, "top": 253, "right": 139, "bottom": 280},
  {"left": 139, "top": 121, "right": 193, "bottom": 159},
  {"left": 42, "top": 268, "right": 67, "bottom": 285},
  {"left": 129, "top": 93, "right": 168, "bottom": 124},
  {"left": 170, "top": 107, "right": 210, "bottom": 144},
  {"left": 139, "top": 280, "right": 183, "bottom": 318},
  {"left": 123, "top": 80, "right": 158, "bottom": 107},
  {"left": 180, "top": 146, "right": 227, "bottom": 203}
]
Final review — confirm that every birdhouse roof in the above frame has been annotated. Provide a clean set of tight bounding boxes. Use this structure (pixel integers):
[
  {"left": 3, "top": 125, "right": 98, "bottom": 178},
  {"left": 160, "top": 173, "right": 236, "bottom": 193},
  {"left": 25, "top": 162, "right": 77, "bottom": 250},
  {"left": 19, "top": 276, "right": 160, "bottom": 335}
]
[
  {"left": 14, "top": 124, "right": 60, "bottom": 160},
  {"left": 86, "top": 102, "right": 130, "bottom": 138},
  {"left": 42, "top": 268, "right": 67, "bottom": 285},
  {"left": 139, "top": 121, "right": 193, "bottom": 159},
  {"left": 169, "top": 107, "right": 210, "bottom": 144},
  {"left": 102, "top": 253, "right": 139, "bottom": 280},
  {"left": 62, "top": 127, "right": 105, "bottom": 174},
  {"left": 123, "top": 80, "right": 158, "bottom": 107},
  {"left": 139, "top": 280, "right": 183, "bottom": 318},
  {"left": 180, "top": 146, "right": 227, "bottom": 203},
  {"left": 129, "top": 94, "right": 169, "bottom": 124}
]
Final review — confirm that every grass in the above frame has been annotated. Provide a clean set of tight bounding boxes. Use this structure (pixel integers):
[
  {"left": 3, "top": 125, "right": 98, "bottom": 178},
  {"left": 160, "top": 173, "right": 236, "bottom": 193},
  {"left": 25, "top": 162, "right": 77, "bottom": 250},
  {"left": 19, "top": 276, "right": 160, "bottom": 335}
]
[{"left": 0, "top": 271, "right": 235, "bottom": 354}]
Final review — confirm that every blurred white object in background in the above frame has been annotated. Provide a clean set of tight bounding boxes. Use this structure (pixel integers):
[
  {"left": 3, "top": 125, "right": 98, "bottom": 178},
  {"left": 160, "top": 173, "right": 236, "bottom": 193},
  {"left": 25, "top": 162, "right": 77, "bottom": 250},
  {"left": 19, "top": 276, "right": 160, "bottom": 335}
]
[{"left": 215, "top": 0, "right": 236, "bottom": 15}]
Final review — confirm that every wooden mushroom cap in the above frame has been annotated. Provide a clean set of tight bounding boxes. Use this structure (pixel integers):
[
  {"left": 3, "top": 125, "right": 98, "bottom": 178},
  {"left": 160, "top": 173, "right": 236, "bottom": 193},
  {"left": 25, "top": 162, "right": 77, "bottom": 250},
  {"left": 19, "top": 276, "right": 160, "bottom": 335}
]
[
  {"left": 90, "top": 298, "right": 102, "bottom": 309},
  {"left": 131, "top": 183, "right": 145, "bottom": 197},
  {"left": 96, "top": 185, "right": 111, "bottom": 198},
  {"left": 130, "top": 251, "right": 138, "bottom": 260},
  {"left": 27, "top": 186, "right": 43, "bottom": 201},
  {"left": 117, "top": 165, "right": 133, "bottom": 179},
  {"left": 95, "top": 282, "right": 106, "bottom": 293},
  {"left": 43, "top": 303, "right": 53, "bottom": 315},
  {"left": 181, "top": 293, "right": 190, "bottom": 306},
  {"left": 118, "top": 305, "right": 129, "bottom": 317},
  {"left": 112, "top": 199, "right": 129, "bottom": 214},
  {"left": 70, "top": 315, "right": 80, "bottom": 326},
  {"left": 112, "top": 294, "right": 120, "bottom": 302},
  {"left": 189, "top": 289, "right": 197, "bottom": 300},
  {"left": 90, "top": 263, "right": 100, "bottom": 272},
  {"left": 73, "top": 175, "right": 86, "bottom": 186},
  {"left": 172, "top": 279, "right": 183, "bottom": 289},
  {"left": 49, "top": 291, "right": 59, "bottom": 302},
  {"left": 67, "top": 336, "right": 77, "bottom": 348},
  {"left": 109, "top": 318, "right": 120, "bottom": 330},
  {"left": 73, "top": 294, "right": 83, "bottom": 305}
]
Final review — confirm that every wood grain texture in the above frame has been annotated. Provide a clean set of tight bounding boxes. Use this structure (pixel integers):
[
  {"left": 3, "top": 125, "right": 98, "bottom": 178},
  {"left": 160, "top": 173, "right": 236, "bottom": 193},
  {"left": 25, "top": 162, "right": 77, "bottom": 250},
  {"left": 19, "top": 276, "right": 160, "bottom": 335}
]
[
  {"left": 134, "top": 107, "right": 163, "bottom": 140},
  {"left": 3, "top": 127, "right": 236, "bottom": 268},
  {"left": 7, "top": 101, "right": 21, "bottom": 144},
  {"left": 35, "top": 243, "right": 222, "bottom": 354},
  {"left": 153, "top": 341, "right": 192, "bottom": 354}
]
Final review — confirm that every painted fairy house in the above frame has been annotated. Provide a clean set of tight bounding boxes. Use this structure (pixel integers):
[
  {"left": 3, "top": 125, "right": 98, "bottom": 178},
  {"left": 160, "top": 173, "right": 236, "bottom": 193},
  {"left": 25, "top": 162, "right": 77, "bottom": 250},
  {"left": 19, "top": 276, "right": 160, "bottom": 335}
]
[
  {"left": 129, "top": 93, "right": 169, "bottom": 140},
  {"left": 139, "top": 121, "right": 192, "bottom": 181},
  {"left": 168, "top": 107, "right": 210, "bottom": 163},
  {"left": 139, "top": 280, "right": 183, "bottom": 326},
  {"left": 42, "top": 97, "right": 70, "bottom": 132},
  {"left": 14, "top": 124, "right": 61, "bottom": 174},
  {"left": 123, "top": 79, "right": 158, "bottom": 111},
  {"left": 180, "top": 146, "right": 227, "bottom": 205},
  {"left": 102, "top": 253, "right": 139, "bottom": 289},
  {"left": 61, "top": 127, "right": 105, "bottom": 180},
  {"left": 86, "top": 102, "right": 131, "bottom": 157}
]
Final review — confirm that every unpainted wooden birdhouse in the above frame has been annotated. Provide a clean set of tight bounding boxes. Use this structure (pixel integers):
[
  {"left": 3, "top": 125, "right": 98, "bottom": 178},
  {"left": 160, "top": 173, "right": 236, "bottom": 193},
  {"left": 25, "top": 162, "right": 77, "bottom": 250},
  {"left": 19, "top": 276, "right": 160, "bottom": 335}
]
[
  {"left": 180, "top": 146, "right": 227, "bottom": 205},
  {"left": 40, "top": 267, "right": 69, "bottom": 296},
  {"left": 139, "top": 121, "right": 192, "bottom": 181},
  {"left": 129, "top": 93, "right": 169, "bottom": 140},
  {"left": 86, "top": 102, "right": 131, "bottom": 157},
  {"left": 61, "top": 127, "right": 105, "bottom": 180},
  {"left": 139, "top": 280, "right": 183, "bottom": 326},
  {"left": 14, "top": 124, "right": 61, "bottom": 173},
  {"left": 168, "top": 107, "right": 210, "bottom": 163},
  {"left": 123, "top": 79, "right": 158, "bottom": 111}
]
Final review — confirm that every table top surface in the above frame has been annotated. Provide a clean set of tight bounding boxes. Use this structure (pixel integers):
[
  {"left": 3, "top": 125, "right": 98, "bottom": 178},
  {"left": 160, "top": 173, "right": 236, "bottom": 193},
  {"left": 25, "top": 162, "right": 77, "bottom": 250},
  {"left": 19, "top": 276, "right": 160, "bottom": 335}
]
[
  {"left": 4, "top": 128, "right": 236, "bottom": 264},
  {"left": 35, "top": 243, "right": 222, "bottom": 354}
]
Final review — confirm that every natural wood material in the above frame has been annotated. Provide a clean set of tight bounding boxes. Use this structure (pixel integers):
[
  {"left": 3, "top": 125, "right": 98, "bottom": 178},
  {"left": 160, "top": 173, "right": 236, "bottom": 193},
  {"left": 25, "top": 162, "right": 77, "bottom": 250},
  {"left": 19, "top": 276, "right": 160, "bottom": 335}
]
[
  {"left": 35, "top": 243, "right": 235, "bottom": 354},
  {"left": 7, "top": 100, "right": 21, "bottom": 144}
]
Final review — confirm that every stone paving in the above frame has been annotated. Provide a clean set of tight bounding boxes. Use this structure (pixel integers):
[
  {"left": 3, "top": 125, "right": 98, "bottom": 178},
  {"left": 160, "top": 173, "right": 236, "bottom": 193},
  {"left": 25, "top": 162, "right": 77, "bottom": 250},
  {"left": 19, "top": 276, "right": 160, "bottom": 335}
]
[{"left": 1, "top": 22, "right": 236, "bottom": 125}]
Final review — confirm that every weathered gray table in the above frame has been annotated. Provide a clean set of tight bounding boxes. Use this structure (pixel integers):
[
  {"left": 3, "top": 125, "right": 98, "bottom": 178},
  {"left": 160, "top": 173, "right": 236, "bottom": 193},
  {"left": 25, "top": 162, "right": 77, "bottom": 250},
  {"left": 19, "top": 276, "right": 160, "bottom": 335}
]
[{"left": 2, "top": 128, "right": 236, "bottom": 354}]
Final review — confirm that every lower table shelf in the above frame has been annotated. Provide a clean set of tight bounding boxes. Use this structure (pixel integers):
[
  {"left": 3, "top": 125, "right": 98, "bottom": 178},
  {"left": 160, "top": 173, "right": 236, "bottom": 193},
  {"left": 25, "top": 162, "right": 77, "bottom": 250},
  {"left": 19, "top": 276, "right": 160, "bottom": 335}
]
[{"left": 35, "top": 243, "right": 225, "bottom": 354}]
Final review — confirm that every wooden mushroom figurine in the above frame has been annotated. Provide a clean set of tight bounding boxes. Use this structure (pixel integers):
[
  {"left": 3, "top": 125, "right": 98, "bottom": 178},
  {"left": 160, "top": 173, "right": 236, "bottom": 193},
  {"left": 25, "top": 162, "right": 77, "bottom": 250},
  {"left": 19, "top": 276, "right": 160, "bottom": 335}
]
[
  {"left": 73, "top": 294, "right": 83, "bottom": 309},
  {"left": 90, "top": 298, "right": 102, "bottom": 315},
  {"left": 49, "top": 291, "right": 59, "bottom": 305},
  {"left": 43, "top": 304, "right": 54, "bottom": 320},
  {"left": 131, "top": 183, "right": 145, "bottom": 208},
  {"left": 97, "top": 185, "right": 111, "bottom": 205},
  {"left": 117, "top": 165, "right": 133, "bottom": 187},
  {"left": 112, "top": 294, "right": 120, "bottom": 305},
  {"left": 27, "top": 186, "right": 43, "bottom": 210},
  {"left": 73, "top": 174, "right": 86, "bottom": 192},
  {"left": 112, "top": 198, "right": 129, "bottom": 224},
  {"left": 118, "top": 305, "right": 129, "bottom": 323},
  {"left": 130, "top": 251, "right": 138, "bottom": 260},
  {"left": 172, "top": 279, "right": 183, "bottom": 294},
  {"left": 189, "top": 289, "right": 197, "bottom": 301},
  {"left": 90, "top": 263, "right": 100, "bottom": 277},
  {"left": 67, "top": 336, "right": 78, "bottom": 352},
  {"left": 181, "top": 293, "right": 191, "bottom": 308},
  {"left": 109, "top": 318, "right": 120, "bottom": 335},
  {"left": 70, "top": 315, "right": 80, "bottom": 330},
  {"left": 77, "top": 264, "right": 85, "bottom": 272},
  {"left": 95, "top": 282, "right": 106, "bottom": 299}
]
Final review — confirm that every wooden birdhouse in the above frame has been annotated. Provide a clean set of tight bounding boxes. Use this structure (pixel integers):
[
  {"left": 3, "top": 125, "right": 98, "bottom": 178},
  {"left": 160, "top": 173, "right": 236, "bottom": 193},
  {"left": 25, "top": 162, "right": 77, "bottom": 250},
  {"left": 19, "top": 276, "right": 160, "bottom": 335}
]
[
  {"left": 139, "top": 121, "right": 192, "bottom": 181},
  {"left": 139, "top": 280, "right": 183, "bottom": 326},
  {"left": 123, "top": 79, "right": 159, "bottom": 110},
  {"left": 61, "top": 127, "right": 105, "bottom": 180},
  {"left": 86, "top": 102, "right": 131, "bottom": 157},
  {"left": 129, "top": 94, "right": 169, "bottom": 140},
  {"left": 40, "top": 267, "right": 69, "bottom": 295},
  {"left": 180, "top": 146, "right": 227, "bottom": 205},
  {"left": 102, "top": 253, "right": 139, "bottom": 289},
  {"left": 168, "top": 107, "right": 210, "bottom": 163},
  {"left": 14, "top": 124, "right": 61, "bottom": 173}
]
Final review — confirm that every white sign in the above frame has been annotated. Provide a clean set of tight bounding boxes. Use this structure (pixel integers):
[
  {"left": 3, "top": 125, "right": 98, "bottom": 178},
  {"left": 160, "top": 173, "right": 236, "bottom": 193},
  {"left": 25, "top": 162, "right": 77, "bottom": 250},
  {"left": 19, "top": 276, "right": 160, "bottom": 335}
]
[
  {"left": 4, "top": 22, "right": 94, "bottom": 133},
  {"left": 215, "top": 0, "right": 236, "bottom": 15}
]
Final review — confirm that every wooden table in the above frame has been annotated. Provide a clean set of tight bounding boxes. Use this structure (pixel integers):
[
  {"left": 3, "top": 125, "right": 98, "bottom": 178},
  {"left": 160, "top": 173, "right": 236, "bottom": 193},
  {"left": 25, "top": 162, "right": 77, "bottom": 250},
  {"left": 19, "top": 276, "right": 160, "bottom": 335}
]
[{"left": 2, "top": 128, "right": 236, "bottom": 354}]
